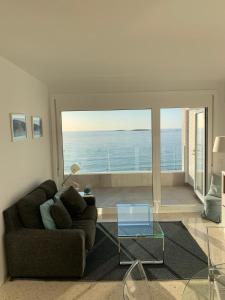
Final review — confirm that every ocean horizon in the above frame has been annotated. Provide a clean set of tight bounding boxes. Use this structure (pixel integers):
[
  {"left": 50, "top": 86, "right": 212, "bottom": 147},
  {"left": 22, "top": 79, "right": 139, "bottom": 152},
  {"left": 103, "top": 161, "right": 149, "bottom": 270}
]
[
  {"left": 62, "top": 129, "right": 182, "bottom": 174},
  {"left": 63, "top": 129, "right": 151, "bottom": 132}
]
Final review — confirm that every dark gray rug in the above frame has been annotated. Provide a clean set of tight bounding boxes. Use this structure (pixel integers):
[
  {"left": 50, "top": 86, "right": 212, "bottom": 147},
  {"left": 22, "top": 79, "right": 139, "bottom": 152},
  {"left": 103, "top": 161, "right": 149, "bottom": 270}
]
[{"left": 82, "top": 221, "right": 208, "bottom": 281}]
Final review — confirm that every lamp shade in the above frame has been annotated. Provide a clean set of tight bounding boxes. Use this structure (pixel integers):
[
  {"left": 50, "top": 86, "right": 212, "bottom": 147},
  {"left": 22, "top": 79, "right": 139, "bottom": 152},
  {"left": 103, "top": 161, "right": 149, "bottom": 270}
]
[
  {"left": 213, "top": 136, "right": 225, "bottom": 153},
  {"left": 70, "top": 163, "right": 80, "bottom": 174}
]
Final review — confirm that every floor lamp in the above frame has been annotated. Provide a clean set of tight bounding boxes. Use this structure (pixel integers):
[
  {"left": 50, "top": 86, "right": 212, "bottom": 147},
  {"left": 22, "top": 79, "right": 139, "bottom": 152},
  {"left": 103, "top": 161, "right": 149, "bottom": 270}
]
[
  {"left": 62, "top": 163, "right": 80, "bottom": 190},
  {"left": 213, "top": 136, "right": 225, "bottom": 154},
  {"left": 213, "top": 136, "right": 225, "bottom": 173}
]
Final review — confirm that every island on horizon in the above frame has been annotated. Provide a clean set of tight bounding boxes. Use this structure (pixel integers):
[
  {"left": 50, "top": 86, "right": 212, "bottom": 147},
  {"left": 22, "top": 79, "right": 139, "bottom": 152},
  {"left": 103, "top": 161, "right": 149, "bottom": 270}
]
[{"left": 115, "top": 129, "right": 150, "bottom": 131}]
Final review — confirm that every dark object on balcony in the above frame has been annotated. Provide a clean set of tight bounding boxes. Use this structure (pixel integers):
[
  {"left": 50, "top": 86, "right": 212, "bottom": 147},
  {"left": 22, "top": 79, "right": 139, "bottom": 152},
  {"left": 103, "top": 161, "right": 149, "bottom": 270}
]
[
  {"left": 3, "top": 179, "right": 97, "bottom": 278},
  {"left": 84, "top": 185, "right": 92, "bottom": 195}
]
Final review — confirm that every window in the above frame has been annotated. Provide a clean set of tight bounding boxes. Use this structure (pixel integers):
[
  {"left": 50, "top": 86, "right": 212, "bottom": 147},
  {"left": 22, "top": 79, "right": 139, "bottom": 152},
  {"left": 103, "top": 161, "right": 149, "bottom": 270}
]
[
  {"left": 160, "top": 108, "right": 183, "bottom": 171},
  {"left": 62, "top": 110, "right": 152, "bottom": 174}
]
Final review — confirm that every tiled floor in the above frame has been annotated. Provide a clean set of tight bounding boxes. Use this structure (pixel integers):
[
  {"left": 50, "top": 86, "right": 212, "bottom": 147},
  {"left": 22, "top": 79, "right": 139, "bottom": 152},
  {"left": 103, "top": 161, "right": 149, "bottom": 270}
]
[
  {"left": 93, "top": 185, "right": 201, "bottom": 207},
  {"left": 0, "top": 211, "right": 221, "bottom": 300}
]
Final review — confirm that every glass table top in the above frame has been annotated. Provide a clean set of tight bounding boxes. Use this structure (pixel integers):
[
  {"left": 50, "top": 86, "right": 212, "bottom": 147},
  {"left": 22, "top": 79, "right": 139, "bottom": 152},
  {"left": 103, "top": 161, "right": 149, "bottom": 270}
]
[{"left": 117, "top": 204, "right": 164, "bottom": 238}]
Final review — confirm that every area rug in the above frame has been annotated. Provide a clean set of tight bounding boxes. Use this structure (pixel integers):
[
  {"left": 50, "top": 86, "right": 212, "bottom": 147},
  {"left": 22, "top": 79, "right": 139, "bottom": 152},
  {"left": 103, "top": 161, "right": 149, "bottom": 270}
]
[{"left": 82, "top": 221, "right": 208, "bottom": 281}]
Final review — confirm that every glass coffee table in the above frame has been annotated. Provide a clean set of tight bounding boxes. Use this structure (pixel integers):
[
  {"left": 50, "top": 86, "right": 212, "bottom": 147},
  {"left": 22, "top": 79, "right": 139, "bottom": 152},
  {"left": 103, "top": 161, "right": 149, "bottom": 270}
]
[{"left": 117, "top": 204, "right": 164, "bottom": 265}]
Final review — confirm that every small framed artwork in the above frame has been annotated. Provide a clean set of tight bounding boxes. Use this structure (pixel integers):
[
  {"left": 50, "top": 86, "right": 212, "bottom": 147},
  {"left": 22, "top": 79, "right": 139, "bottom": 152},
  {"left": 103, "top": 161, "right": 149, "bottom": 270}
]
[
  {"left": 32, "top": 116, "right": 43, "bottom": 138},
  {"left": 10, "top": 113, "right": 27, "bottom": 141}
]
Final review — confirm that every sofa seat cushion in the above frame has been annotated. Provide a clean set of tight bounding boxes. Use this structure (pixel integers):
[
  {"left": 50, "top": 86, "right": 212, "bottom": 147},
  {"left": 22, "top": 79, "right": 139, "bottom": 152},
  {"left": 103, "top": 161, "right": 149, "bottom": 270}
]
[
  {"left": 61, "top": 187, "right": 87, "bottom": 217},
  {"left": 73, "top": 206, "right": 98, "bottom": 222},
  {"left": 72, "top": 220, "right": 96, "bottom": 250},
  {"left": 17, "top": 189, "right": 47, "bottom": 229},
  {"left": 39, "top": 180, "right": 58, "bottom": 199}
]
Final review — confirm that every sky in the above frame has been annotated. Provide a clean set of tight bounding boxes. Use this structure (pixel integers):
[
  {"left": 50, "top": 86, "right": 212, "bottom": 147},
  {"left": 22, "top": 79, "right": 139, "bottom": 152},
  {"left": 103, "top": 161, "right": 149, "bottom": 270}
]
[{"left": 62, "top": 108, "right": 182, "bottom": 131}]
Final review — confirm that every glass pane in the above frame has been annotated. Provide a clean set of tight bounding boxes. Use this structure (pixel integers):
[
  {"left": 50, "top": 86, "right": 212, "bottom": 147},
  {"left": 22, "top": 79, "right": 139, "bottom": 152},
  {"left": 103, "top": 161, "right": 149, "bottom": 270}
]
[
  {"left": 160, "top": 115, "right": 183, "bottom": 172},
  {"left": 195, "top": 112, "right": 205, "bottom": 195},
  {"left": 188, "top": 110, "right": 196, "bottom": 187},
  {"left": 160, "top": 108, "right": 202, "bottom": 206},
  {"left": 160, "top": 108, "right": 185, "bottom": 205},
  {"left": 61, "top": 110, "right": 153, "bottom": 208}
]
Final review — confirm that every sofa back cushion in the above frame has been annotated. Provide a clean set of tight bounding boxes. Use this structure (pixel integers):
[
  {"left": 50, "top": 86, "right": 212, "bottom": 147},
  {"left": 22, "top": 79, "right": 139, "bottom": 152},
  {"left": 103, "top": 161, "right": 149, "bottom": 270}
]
[
  {"left": 17, "top": 189, "right": 47, "bottom": 228},
  {"left": 3, "top": 204, "right": 23, "bottom": 232},
  {"left": 50, "top": 200, "right": 72, "bottom": 229},
  {"left": 61, "top": 186, "right": 87, "bottom": 217},
  {"left": 54, "top": 186, "right": 69, "bottom": 202},
  {"left": 38, "top": 180, "right": 58, "bottom": 199}
]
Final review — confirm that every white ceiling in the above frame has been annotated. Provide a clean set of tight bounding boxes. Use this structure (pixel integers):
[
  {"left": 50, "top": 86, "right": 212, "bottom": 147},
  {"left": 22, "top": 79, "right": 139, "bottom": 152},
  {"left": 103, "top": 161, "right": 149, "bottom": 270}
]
[{"left": 0, "top": 0, "right": 225, "bottom": 93}]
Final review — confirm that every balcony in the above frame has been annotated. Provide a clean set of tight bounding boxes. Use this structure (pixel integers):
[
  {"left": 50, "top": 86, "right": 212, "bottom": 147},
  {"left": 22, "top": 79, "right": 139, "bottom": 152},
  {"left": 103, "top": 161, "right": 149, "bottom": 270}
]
[{"left": 70, "top": 171, "right": 202, "bottom": 208}]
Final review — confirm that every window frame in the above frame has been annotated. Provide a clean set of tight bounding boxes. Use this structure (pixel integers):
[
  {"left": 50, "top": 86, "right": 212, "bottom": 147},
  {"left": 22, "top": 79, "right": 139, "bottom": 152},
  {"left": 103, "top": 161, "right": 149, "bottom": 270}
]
[{"left": 52, "top": 92, "right": 214, "bottom": 213}]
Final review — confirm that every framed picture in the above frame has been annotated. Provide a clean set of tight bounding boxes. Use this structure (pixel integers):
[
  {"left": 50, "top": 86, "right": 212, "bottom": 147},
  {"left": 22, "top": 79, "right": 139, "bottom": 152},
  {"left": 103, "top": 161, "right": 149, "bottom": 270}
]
[
  {"left": 10, "top": 113, "right": 27, "bottom": 141},
  {"left": 32, "top": 116, "right": 43, "bottom": 138}
]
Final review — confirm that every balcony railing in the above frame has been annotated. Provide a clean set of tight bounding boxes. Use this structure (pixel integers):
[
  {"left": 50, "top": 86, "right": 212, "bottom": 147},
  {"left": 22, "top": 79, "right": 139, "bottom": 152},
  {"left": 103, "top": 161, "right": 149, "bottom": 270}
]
[{"left": 64, "top": 146, "right": 182, "bottom": 175}]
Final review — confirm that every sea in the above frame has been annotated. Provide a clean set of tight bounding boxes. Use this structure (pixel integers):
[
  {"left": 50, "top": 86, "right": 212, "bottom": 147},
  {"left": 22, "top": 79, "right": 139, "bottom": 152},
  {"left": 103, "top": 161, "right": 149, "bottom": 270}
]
[{"left": 62, "top": 129, "right": 182, "bottom": 174}]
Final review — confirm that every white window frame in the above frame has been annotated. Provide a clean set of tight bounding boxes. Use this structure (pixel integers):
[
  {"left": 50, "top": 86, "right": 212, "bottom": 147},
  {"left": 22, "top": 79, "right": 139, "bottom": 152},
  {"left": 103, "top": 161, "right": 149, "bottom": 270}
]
[{"left": 51, "top": 91, "right": 214, "bottom": 213}]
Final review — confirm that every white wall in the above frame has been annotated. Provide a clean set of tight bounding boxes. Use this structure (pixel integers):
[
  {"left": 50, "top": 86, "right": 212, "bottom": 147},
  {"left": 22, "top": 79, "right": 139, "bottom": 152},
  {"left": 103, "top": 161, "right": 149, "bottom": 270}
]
[
  {"left": 0, "top": 56, "right": 52, "bottom": 285},
  {"left": 212, "top": 84, "right": 225, "bottom": 172}
]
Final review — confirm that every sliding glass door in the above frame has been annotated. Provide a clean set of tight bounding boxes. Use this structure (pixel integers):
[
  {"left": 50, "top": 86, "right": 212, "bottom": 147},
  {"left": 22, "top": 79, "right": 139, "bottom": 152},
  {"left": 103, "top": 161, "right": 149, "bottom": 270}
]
[
  {"left": 194, "top": 109, "right": 207, "bottom": 200},
  {"left": 58, "top": 101, "right": 211, "bottom": 211},
  {"left": 61, "top": 109, "right": 153, "bottom": 208},
  {"left": 160, "top": 107, "right": 208, "bottom": 206},
  {"left": 160, "top": 108, "right": 186, "bottom": 205}
]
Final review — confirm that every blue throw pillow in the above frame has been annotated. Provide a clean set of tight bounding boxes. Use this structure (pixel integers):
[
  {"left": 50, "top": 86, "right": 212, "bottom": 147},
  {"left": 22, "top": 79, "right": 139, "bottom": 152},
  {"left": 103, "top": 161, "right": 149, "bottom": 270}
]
[{"left": 40, "top": 199, "right": 56, "bottom": 230}]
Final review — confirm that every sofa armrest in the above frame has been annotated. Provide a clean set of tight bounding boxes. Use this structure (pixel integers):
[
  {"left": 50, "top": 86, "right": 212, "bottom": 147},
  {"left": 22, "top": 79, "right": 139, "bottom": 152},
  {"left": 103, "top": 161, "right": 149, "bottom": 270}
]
[
  {"left": 5, "top": 228, "right": 86, "bottom": 277},
  {"left": 83, "top": 196, "right": 96, "bottom": 206}
]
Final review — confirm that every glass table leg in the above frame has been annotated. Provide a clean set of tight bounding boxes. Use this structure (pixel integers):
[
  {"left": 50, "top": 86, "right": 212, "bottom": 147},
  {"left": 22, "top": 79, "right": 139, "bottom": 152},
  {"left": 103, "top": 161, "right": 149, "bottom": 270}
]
[{"left": 208, "top": 268, "right": 214, "bottom": 300}]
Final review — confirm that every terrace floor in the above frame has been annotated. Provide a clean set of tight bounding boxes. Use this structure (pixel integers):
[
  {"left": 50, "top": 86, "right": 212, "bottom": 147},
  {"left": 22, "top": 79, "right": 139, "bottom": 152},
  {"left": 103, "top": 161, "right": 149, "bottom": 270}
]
[{"left": 92, "top": 184, "right": 202, "bottom": 207}]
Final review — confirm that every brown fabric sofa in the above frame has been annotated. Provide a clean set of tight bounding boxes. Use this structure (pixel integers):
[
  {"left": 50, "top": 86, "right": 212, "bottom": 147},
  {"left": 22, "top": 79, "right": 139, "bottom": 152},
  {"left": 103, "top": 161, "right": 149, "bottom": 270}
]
[{"left": 3, "top": 180, "right": 97, "bottom": 278}]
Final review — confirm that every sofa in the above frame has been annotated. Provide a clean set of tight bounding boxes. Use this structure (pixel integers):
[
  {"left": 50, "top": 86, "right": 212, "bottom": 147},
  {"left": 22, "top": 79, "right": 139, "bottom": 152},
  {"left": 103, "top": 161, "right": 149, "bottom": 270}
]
[{"left": 3, "top": 180, "right": 97, "bottom": 278}]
